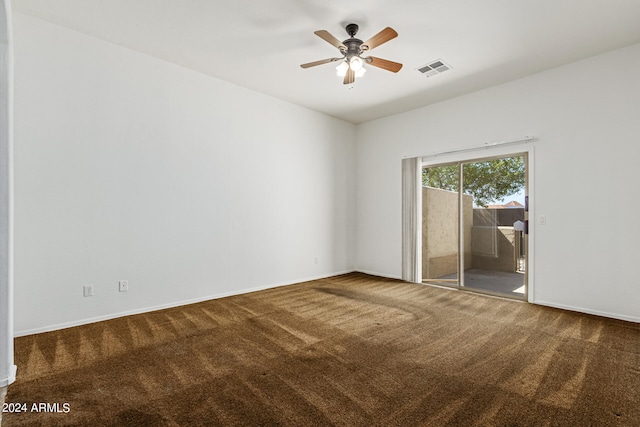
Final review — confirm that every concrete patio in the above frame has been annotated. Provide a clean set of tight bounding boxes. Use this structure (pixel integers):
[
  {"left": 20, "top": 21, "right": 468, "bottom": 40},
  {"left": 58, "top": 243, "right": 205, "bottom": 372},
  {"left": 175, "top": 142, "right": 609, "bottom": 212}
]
[{"left": 424, "top": 268, "right": 525, "bottom": 298}]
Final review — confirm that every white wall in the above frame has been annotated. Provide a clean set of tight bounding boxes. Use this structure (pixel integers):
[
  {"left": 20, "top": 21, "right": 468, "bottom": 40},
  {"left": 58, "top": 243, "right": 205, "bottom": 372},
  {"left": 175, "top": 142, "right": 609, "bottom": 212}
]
[
  {"left": 13, "top": 13, "right": 356, "bottom": 335},
  {"left": 356, "top": 42, "right": 640, "bottom": 322}
]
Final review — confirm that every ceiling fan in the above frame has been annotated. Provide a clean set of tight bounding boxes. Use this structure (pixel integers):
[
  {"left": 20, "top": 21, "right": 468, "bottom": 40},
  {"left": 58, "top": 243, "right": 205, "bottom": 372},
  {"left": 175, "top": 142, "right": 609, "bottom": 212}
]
[{"left": 300, "top": 23, "right": 403, "bottom": 85}]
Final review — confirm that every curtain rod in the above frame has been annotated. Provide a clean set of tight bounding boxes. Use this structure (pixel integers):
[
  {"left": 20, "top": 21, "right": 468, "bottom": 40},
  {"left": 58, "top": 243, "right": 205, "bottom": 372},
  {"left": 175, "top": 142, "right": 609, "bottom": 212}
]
[{"left": 421, "top": 136, "right": 535, "bottom": 160}]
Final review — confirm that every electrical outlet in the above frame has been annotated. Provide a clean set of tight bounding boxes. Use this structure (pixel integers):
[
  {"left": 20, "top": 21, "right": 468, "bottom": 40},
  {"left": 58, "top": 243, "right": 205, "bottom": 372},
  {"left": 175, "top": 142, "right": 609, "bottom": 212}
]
[
  {"left": 118, "top": 280, "right": 128, "bottom": 292},
  {"left": 83, "top": 284, "right": 93, "bottom": 297},
  {"left": 314, "top": 257, "right": 319, "bottom": 265}
]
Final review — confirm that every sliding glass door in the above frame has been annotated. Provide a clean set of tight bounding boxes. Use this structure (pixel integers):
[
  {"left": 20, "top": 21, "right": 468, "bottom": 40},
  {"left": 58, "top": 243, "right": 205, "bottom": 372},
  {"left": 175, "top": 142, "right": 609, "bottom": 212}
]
[{"left": 422, "top": 154, "right": 527, "bottom": 299}]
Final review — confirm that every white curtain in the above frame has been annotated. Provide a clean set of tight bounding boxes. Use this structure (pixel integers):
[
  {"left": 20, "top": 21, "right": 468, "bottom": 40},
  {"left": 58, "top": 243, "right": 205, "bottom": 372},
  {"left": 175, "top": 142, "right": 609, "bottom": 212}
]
[{"left": 401, "top": 158, "right": 421, "bottom": 283}]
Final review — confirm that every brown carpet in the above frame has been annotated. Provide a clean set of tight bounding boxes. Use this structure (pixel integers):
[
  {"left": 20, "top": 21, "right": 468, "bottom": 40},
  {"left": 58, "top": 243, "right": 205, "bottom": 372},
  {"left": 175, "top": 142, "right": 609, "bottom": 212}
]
[{"left": 3, "top": 273, "right": 640, "bottom": 426}]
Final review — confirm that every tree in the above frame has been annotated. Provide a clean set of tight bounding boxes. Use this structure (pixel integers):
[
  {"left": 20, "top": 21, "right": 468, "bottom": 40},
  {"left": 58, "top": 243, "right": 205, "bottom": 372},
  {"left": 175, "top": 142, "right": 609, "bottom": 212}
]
[{"left": 422, "top": 156, "right": 525, "bottom": 207}]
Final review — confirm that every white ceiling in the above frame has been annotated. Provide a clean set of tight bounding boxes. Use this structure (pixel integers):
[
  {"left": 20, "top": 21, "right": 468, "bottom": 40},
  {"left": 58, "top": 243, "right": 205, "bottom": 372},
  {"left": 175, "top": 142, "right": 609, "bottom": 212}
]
[{"left": 13, "top": 0, "right": 640, "bottom": 123}]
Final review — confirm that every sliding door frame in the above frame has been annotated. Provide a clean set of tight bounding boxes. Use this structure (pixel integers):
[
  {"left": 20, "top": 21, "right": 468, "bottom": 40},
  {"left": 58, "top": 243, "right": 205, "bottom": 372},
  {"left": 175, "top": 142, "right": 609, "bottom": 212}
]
[{"left": 421, "top": 144, "right": 535, "bottom": 302}]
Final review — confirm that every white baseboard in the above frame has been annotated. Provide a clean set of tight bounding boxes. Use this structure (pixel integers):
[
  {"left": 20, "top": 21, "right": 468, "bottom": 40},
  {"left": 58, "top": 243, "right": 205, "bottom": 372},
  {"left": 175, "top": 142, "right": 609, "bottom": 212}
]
[
  {"left": 16, "top": 273, "right": 639, "bottom": 337},
  {"left": 14, "top": 270, "right": 356, "bottom": 337},
  {"left": 533, "top": 300, "right": 640, "bottom": 324},
  {"left": 354, "top": 269, "right": 402, "bottom": 280}
]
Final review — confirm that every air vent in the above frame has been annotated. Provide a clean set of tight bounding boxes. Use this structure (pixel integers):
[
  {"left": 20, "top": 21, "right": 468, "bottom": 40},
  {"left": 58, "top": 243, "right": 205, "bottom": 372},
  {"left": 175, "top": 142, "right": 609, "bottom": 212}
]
[{"left": 417, "top": 59, "right": 452, "bottom": 77}]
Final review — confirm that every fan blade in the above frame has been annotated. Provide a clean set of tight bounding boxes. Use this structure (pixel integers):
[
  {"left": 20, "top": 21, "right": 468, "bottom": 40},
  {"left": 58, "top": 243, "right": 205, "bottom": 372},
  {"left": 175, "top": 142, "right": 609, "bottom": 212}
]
[
  {"left": 343, "top": 67, "right": 355, "bottom": 85},
  {"left": 314, "top": 30, "right": 347, "bottom": 51},
  {"left": 361, "top": 27, "right": 398, "bottom": 51},
  {"left": 300, "top": 58, "right": 342, "bottom": 69},
  {"left": 366, "top": 56, "right": 403, "bottom": 73}
]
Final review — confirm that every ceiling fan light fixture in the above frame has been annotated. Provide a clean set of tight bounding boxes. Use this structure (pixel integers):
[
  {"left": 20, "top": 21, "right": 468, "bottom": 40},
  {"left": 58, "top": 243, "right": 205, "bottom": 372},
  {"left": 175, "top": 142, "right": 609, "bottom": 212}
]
[
  {"left": 301, "top": 24, "right": 402, "bottom": 85},
  {"left": 349, "top": 56, "right": 364, "bottom": 72},
  {"left": 336, "top": 61, "right": 349, "bottom": 77}
]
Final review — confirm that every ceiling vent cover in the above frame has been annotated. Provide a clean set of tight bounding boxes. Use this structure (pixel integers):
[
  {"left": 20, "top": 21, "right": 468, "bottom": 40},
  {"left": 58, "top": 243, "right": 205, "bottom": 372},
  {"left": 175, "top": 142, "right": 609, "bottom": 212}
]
[{"left": 417, "top": 59, "right": 451, "bottom": 77}]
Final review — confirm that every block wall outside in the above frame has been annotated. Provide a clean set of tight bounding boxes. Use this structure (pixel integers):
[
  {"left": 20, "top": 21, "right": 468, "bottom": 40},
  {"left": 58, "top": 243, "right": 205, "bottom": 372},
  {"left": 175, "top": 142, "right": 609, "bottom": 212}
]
[
  {"left": 471, "top": 226, "right": 518, "bottom": 272},
  {"left": 422, "top": 187, "right": 472, "bottom": 280}
]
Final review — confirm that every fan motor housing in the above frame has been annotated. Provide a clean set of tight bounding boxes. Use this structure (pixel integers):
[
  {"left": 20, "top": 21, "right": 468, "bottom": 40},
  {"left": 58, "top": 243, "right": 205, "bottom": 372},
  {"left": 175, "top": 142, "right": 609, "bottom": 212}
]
[{"left": 343, "top": 38, "right": 363, "bottom": 58}]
